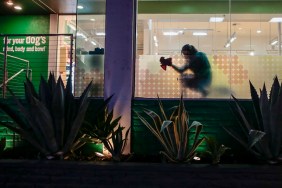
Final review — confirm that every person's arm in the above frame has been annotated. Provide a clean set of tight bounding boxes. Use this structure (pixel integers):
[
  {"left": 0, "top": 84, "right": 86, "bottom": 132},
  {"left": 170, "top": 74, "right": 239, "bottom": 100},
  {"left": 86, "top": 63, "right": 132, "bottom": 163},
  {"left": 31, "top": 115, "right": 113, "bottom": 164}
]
[
  {"left": 171, "top": 63, "right": 189, "bottom": 73},
  {"left": 160, "top": 57, "right": 189, "bottom": 73}
]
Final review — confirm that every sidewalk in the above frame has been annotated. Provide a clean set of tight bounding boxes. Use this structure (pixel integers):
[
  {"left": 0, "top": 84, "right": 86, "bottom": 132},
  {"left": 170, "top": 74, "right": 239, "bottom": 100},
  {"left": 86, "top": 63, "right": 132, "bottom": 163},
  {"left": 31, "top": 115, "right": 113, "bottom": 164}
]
[{"left": 1, "top": 160, "right": 282, "bottom": 188}]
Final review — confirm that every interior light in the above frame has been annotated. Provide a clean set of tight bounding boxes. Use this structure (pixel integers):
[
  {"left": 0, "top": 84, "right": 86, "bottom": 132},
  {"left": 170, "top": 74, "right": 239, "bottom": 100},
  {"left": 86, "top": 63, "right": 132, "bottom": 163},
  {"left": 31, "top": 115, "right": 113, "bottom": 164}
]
[
  {"left": 77, "top": 5, "right": 84, "bottom": 9},
  {"left": 90, "top": 18, "right": 95, "bottom": 21},
  {"left": 256, "top": 30, "right": 262, "bottom": 34},
  {"left": 163, "top": 30, "right": 183, "bottom": 36},
  {"left": 249, "top": 51, "right": 255, "bottom": 56},
  {"left": 148, "top": 19, "right": 152, "bottom": 30},
  {"left": 153, "top": 35, "right": 157, "bottom": 42},
  {"left": 163, "top": 32, "right": 178, "bottom": 36},
  {"left": 269, "top": 17, "right": 282, "bottom": 22},
  {"left": 96, "top": 32, "right": 106, "bottom": 36},
  {"left": 224, "top": 43, "right": 231, "bottom": 48},
  {"left": 230, "top": 36, "right": 237, "bottom": 43},
  {"left": 209, "top": 17, "right": 224, "bottom": 22},
  {"left": 271, "top": 39, "right": 278, "bottom": 46},
  {"left": 193, "top": 32, "right": 207, "bottom": 36},
  {"left": 14, "top": 5, "right": 22, "bottom": 10},
  {"left": 178, "top": 30, "right": 184, "bottom": 34},
  {"left": 154, "top": 42, "right": 158, "bottom": 47},
  {"left": 224, "top": 32, "right": 237, "bottom": 48}
]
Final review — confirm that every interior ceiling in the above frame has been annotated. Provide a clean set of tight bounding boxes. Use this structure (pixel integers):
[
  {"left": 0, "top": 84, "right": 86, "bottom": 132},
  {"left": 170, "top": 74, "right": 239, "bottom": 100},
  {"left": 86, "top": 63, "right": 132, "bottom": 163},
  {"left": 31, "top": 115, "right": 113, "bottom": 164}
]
[
  {"left": 1, "top": 0, "right": 282, "bottom": 15},
  {"left": 0, "top": 0, "right": 77, "bottom": 15}
]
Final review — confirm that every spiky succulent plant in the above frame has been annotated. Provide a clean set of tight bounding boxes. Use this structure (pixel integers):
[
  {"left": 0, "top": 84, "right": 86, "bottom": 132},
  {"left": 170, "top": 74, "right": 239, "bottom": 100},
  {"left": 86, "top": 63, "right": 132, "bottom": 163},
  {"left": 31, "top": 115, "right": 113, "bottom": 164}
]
[
  {"left": 0, "top": 73, "right": 92, "bottom": 159},
  {"left": 135, "top": 95, "right": 205, "bottom": 163},
  {"left": 225, "top": 76, "right": 282, "bottom": 164}
]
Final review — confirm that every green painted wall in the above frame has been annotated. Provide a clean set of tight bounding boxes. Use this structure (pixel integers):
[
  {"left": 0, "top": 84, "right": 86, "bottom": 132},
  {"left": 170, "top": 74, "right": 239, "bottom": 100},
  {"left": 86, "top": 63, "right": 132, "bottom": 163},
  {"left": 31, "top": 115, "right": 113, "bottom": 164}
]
[
  {"left": 0, "top": 16, "right": 50, "bottom": 34},
  {"left": 0, "top": 16, "right": 50, "bottom": 150},
  {"left": 0, "top": 15, "right": 50, "bottom": 96}
]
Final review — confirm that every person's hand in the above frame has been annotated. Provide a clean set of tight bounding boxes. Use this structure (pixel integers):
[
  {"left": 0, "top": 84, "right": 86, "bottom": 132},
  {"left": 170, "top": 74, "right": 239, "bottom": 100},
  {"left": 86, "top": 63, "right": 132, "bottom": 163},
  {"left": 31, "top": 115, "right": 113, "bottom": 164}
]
[{"left": 160, "top": 57, "right": 172, "bottom": 70}]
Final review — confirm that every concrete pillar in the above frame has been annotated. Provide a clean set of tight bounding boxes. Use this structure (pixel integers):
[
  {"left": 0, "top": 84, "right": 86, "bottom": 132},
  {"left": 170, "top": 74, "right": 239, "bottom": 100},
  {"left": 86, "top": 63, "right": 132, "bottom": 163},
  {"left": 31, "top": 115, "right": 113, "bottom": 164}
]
[{"left": 104, "top": 0, "right": 136, "bottom": 153}]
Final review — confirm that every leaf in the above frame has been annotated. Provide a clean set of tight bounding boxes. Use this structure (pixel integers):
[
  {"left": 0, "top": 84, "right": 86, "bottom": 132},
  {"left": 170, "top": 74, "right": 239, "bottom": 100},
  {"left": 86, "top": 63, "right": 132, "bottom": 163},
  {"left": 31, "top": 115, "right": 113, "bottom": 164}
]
[
  {"left": 52, "top": 76, "right": 65, "bottom": 148},
  {"left": 39, "top": 75, "right": 52, "bottom": 109},
  {"left": 223, "top": 126, "right": 248, "bottom": 149},
  {"left": 0, "top": 100, "right": 29, "bottom": 130},
  {"left": 231, "top": 95, "right": 253, "bottom": 131},
  {"left": 250, "top": 81, "right": 264, "bottom": 131},
  {"left": 1, "top": 123, "right": 50, "bottom": 155},
  {"left": 63, "top": 82, "right": 92, "bottom": 154},
  {"left": 160, "top": 120, "right": 173, "bottom": 132},
  {"left": 25, "top": 77, "right": 39, "bottom": 100},
  {"left": 28, "top": 98, "right": 58, "bottom": 153},
  {"left": 143, "top": 108, "right": 163, "bottom": 135},
  {"left": 248, "top": 129, "right": 265, "bottom": 149},
  {"left": 190, "top": 121, "right": 203, "bottom": 129},
  {"left": 157, "top": 95, "right": 167, "bottom": 120},
  {"left": 259, "top": 84, "right": 270, "bottom": 136},
  {"left": 269, "top": 81, "right": 282, "bottom": 156},
  {"left": 269, "top": 76, "right": 280, "bottom": 105},
  {"left": 137, "top": 96, "right": 205, "bottom": 163}
]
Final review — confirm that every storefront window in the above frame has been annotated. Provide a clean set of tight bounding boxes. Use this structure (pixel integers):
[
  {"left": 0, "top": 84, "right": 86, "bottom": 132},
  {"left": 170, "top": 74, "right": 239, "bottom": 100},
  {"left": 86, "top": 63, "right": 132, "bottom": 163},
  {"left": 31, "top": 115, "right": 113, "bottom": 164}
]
[
  {"left": 75, "top": 0, "right": 106, "bottom": 97},
  {"left": 57, "top": 15, "right": 76, "bottom": 89},
  {"left": 136, "top": 0, "right": 282, "bottom": 99}
]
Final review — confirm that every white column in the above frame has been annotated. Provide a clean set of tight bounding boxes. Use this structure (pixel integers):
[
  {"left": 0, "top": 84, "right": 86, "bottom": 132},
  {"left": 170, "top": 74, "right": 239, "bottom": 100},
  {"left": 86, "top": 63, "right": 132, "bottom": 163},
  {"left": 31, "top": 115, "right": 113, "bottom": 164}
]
[{"left": 104, "top": 0, "right": 136, "bottom": 154}]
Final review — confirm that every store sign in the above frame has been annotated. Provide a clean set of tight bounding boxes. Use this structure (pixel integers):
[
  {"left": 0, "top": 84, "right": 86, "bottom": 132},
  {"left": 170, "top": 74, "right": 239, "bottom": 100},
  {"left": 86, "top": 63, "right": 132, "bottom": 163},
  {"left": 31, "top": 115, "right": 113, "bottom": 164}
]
[{"left": 2, "top": 36, "right": 47, "bottom": 53}]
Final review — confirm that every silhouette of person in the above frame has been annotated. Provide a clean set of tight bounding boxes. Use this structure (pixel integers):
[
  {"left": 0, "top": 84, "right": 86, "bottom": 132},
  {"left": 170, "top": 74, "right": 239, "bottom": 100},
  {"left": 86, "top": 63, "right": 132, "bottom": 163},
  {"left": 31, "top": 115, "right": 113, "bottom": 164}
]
[{"left": 160, "top": 44, "right": 212, "bottom": 97}]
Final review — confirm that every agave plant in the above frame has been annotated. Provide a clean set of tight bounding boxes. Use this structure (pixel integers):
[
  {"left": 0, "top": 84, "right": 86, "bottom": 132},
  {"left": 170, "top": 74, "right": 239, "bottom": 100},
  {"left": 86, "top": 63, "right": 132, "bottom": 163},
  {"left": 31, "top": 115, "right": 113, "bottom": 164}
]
[
  {"left": 224, "top": 76, "right": 282, "bottom": 164},
  {"left": 135, "top": 95, "right": 206, "bottom": 163},
  {"left": 205, "top": 136, "right": 230, "bottom": 165},
  {"left": 81, "top": 96, "right": 130, "bottom": 162},
  {"left": 0, "top": 73, "right": 92, "bottom": 159},
  {"left": 102, "top": 124, "right": 131, "bottom": 162}
]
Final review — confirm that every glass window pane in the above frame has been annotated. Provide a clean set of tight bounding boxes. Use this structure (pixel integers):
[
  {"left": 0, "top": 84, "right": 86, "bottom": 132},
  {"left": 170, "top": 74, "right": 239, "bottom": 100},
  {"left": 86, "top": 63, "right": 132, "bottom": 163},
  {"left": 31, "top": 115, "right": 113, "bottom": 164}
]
[
  {"left": 136, "top": 1, "right": 282, "bottom": 99},
  {"left": 76, "top": 0, "right": 106, "bottom": 97}
]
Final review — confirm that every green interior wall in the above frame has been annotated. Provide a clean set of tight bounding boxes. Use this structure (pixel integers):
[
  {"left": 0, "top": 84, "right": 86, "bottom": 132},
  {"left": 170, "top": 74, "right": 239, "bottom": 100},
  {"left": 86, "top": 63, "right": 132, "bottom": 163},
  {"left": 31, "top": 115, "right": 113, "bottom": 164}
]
[
  {"left": 0, "top": 16, "right": 50, "bottom": 34},
  {"left": 138, "top": 1, "right": 282, "bottom": 14},
  {"left": 80, "top": 1, "right": 282, "bottom": 14},
  {"left": 0, "top": 15, "right": 50, "bottom": 94},
  {"left": 132, "top": 99, "right": 254, "bottom": 162}
]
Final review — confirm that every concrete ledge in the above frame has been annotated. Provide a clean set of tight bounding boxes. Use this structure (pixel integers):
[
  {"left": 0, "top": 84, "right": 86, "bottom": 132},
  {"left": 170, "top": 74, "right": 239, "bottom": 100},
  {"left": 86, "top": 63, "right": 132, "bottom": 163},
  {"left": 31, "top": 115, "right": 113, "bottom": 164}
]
[{"left": 1, "top": 160, "right": 282, "bottom": 187}]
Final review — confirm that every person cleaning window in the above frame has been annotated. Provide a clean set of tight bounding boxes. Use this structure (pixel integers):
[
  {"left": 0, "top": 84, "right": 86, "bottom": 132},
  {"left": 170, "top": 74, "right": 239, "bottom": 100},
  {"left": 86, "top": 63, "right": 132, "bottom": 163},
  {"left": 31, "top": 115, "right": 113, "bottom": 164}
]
[{"left": 160, "top": 44, "right": 212, "bottom": 97}]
